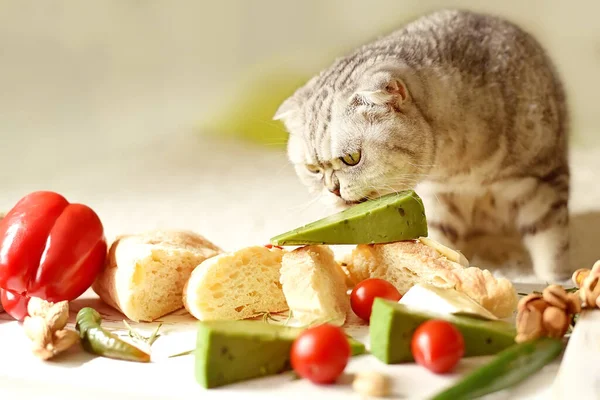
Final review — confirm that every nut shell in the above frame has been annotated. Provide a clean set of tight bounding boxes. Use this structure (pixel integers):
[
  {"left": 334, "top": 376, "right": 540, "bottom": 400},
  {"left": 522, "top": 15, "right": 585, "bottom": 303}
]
[
  {"left": 573, "top": 268, "right": 590, "bottom": 288},
  {"left": 543, "top": 285, "right": 568, "bottom": 310},
  {"left": 542, "top": 306, "right": 569, "bottom": 338},
  {"left": 518, "top": 293, "right": 544, "bottom": 313},
  {"left": 516, "top": 308, "right": 544, "bottom": 343},
  {"left": 580, "top": 273, "right": 600, "bottom": 308}
]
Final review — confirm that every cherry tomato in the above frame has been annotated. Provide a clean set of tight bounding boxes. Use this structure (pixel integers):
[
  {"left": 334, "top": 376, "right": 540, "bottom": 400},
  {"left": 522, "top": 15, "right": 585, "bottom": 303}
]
[
  {"left": 0, "top": 289, "right": 30, "bottom": 321},
  {"left": 411, "top": 320, "right": 465, "bottom": 374},
  {"left": 350, "top": 278, "right": 402, "bottom": 321},
  {"left": 290, "top": 324, "right": 351, "bottom": 384}
]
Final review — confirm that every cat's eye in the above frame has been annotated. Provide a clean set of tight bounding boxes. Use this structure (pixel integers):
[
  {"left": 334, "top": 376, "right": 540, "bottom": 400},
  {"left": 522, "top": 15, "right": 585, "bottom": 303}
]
[
  {"left": 306, "top": 164, "right": 321, "bottom": 174},
  {"left": 340, "top": 151, "right": 361, "bottom": 166}
]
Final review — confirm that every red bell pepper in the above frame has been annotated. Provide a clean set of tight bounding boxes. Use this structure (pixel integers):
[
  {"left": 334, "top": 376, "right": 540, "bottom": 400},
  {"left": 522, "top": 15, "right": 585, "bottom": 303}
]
[
  {"left": 0, "top": 191, "right": 107, "bottom": 319},
  {"left": 0, "top": 289, "right": 29, "bottom": 321}
]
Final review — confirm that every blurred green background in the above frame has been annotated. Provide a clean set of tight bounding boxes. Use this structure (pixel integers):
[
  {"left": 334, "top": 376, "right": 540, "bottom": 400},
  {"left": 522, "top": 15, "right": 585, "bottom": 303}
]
[
  {"left": 189, "top": 1, "right": 598, "bottom": 149},
  {"left": 0, "top": 0, "right": 597, "bottom": 154}
]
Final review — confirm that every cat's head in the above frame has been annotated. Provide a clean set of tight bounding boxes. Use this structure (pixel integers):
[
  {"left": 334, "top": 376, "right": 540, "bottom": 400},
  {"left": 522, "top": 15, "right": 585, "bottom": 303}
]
[{"left": 274, "top": 64, "right": 435, "bottom": 210}]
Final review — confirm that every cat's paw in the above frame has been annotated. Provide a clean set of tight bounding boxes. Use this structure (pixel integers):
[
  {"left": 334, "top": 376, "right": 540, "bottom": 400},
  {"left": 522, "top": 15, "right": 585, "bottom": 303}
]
[
  {"left": 524, "top": 230, "right": 574, "bottom": 284},
  {"left": 535, "top": 263, "right": 575, "bottom": 285}
]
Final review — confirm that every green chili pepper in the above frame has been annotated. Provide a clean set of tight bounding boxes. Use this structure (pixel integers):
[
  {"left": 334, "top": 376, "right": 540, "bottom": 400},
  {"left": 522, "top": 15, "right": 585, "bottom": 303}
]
[
  {"left": 431, "top": 337, "right": 563, "bottom": 400},
  {"left": 76, "top": 307, "right": 151, "bottom": 363}
]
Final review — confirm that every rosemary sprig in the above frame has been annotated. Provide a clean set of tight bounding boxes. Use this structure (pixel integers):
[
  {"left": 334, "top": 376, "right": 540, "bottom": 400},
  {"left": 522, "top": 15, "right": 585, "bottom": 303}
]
[
  {"left": 261, "top": 311, "right": 280, "bottom": 324},
  {"left": 169, "top": 349, "right": 194, "bottom": 358},
  {"left": 518, "top": 287, "right": 578, "bottom": 297},
  {"left": 123, "top": 320, "right": 163, "bottom": 345},
  {"left": 284, "top": 310, "right": 293, "bottom": 326},
  {"left": 259, "top": 310, "right": 294, "bottom": 325},
  {"left": 147, "top": 323, "right": 162, "bottom": 345}
]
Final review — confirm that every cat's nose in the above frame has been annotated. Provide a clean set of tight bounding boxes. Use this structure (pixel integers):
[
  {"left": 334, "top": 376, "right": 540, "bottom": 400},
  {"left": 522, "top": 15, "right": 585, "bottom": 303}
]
[{"left": 327, "top": 173, "right": 341, "bottom": 197}]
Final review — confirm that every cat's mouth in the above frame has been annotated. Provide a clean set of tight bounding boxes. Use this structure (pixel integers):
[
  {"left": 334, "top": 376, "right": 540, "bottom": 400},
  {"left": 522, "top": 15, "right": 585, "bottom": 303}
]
[
  {"left": 343, "top": 195, "right": 376, "bottom": 206},
  {"left": 344, "top": 197, "right": 369, "bottom": 206},
  {"left": 343, "top": 189, "right": 404, "bottom": 205}
]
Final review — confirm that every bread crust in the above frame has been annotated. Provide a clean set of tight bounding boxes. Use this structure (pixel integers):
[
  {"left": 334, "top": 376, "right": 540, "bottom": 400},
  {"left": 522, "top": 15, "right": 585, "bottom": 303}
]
[
  {"left": 346, "top": 240, "right": 518, "bottom": 318},
  {"left": 92, "top": 230, "right": 222, "bottom": 322}
]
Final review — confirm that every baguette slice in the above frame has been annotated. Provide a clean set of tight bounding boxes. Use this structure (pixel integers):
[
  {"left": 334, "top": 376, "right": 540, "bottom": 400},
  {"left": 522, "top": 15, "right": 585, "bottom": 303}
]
[
  {"left": 280, "top": 245, "right": 350, "bottom": 326},
  {"left": 336, "top": 252, "right": 360, "bottom": 289},
  {"left": 183, "top": 246, "right": 288, "bottom": 321},
  {"left": 92, "top": 230, "right": 222, "bottom": 322},
  {"left": 345, "top": 240, "right": 518, "bottom": 319}
]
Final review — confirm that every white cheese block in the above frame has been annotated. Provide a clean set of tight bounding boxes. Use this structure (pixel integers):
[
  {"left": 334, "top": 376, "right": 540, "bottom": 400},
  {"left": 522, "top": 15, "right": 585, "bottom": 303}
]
[{"left": 399, "top": 283, "right": 498, "bottom": 320}]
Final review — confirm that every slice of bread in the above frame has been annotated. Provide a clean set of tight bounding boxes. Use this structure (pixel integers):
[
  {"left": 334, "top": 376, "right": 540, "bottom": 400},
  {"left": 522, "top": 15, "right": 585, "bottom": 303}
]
[
  {"left": 92, "top": 230, "right": 222, "bottom": 322},
  {"left": 335, "top": 251, "right": 360, "bottom": 289},
  {"left": 183, "top": 246, "right": 288, "bottom": 321},
  {"left": 280, "top": 245, "right": 350, "bottom": 326},
  {"left": 345, "top": 240, "right": 518, "bottom": 319}
]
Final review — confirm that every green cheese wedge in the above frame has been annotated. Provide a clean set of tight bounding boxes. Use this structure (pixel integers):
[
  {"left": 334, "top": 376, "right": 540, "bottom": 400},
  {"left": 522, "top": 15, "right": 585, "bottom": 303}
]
[
  {"left": 348, "top": 336, "right": 367, "bottom": 356},
  {"left": 270, "top": 191, "right": 428, "bottom": 246},
  {"left": 194, "top": 320, "right": 366, "bottom": 388},
  {"left": 195, "top": 320, "right": 302, "bottom": 388},
  {"left": 369, "top": 299, "right": 516, "bottom": 364}
]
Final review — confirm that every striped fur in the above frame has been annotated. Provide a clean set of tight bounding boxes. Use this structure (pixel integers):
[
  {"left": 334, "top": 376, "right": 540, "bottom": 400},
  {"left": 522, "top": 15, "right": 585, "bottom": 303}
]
[{"left": 274, "top": 9, "right": 570, "bottom": 281}]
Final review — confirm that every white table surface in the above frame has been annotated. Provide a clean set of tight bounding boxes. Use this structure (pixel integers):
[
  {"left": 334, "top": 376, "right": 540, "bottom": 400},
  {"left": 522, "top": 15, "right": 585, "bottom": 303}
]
[
  {"left": 0, "top": 283, "right": 555, "bottom": 400},
  {"left": 1, "top": 133, "right": 598, "bottom": 399}
]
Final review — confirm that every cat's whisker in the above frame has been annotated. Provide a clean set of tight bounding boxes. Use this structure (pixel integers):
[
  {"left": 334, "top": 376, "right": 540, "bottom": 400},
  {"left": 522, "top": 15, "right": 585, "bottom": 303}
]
[
  {"left": 386, "top": 173, "right": 442, "bottom": 179},
  {"left": 272, "top": 159, "right": 295, "bottom": 177},
  {"left": 376, "top": 185, "right": 401, "bottom": 197},
  {"left": 380, "top": 178, "right": 420, "bottom": 187},
  {"left": 405, "top": 161, "right": 438, "bottom": 168},
  {"left": 283, "top": 192, "right": 324, "bottom": 213},
  {"left": 262, "top": 142, "right": 290, "bottom": 147},
  {"left": 246, "top": 117, "right": 291, "bottom": 134},
  {"left": 363, "top": 182, "right": 413, "bottom": 198},
  {"left": 383, "top": 175, "right": 423, "bottom": 181}
]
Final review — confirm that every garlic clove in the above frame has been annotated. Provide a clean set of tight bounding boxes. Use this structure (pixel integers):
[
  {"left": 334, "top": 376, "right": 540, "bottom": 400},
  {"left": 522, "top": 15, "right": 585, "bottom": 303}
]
[
  {"left": 352, "top": 371, "right": 391, "bottom": 398},
  {"left": 52, "top": 329, "right": 80, "bottom": 353},
  {"left": 23, "top": 316, "right": 52, "bottom": 346},
  {"left": 27, "top": 297, "right": 69, "bottom": 331}
]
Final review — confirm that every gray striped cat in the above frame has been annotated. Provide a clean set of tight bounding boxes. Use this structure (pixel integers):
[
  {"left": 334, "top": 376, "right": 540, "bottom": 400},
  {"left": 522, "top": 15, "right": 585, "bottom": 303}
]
[{"left": 274, "top": 9, "right": 570, "bottom": 282}]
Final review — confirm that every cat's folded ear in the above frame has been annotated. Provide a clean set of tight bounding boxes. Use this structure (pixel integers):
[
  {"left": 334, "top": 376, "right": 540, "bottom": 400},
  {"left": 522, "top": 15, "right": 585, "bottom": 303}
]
[
  {"left": 352, "top": 69, "right": 409, "bottom": 109},
  {"left": 273, "top": 96, "right": 297, "bottom": 121}
]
